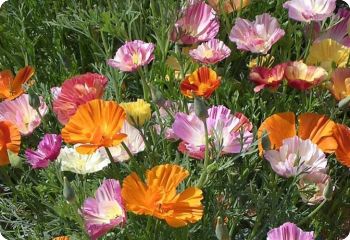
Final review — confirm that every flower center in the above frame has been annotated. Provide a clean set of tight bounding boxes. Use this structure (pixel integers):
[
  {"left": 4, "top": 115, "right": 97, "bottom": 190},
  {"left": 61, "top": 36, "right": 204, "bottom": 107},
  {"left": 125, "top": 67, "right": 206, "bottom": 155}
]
[
  {"left": 132, "top": 53, "right": 140, "bottom": 65},
  {"left": 203, "top": 49, "right": 214, "bottom": 58},
  {"left": 99, "top": 200, "right": 123, "bottom": 221}
]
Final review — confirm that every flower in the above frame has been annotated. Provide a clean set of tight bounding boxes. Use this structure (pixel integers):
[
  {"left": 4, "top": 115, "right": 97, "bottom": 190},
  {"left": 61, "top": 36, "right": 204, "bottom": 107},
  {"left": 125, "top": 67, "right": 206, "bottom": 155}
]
[
  {"left": 58, "top": 146, "right": 110, "bottom": 174},
  {"left": 229, "top": 13, "right": 285, "bottom": 54},
  {"left": 61, "top": 99, "right": 127, "bottom": 154},
  {"left": 258, "top": 112, "right": 337, "bottom": 154},
  {"left": 171, "top": 1, "right": 220, "bottom": 44},
  {"left": 306, "top": 39, "right": 350, "bottom": 73},
  {"left": 332, "top": 124, "right": 350, "bottom": 168},
  {"left": 283, "top": 0, "right": 336, "bottom": 23},
  {"left": 0, "top": 94, "right": 48, "bottom": 135},
  {"left": 249, "top": 64, "right": 285, "bottom": 92},
  {"left": 53, "top": 73, "right": 108, "bottom": 125},
  {"left": 314, "top": 9, "right": 350, "bottom": 47},
  {"left": 121, "top": 164, "right": 203, "bottom": 227},
  {"left": 0, "top": 0, "right": 8, "bottom": 8},
  {"left": 247, "top": 54, "right": 275, "bottom": 68},
  {"left": 100, "top": 121, "right": 145, "bottom": 162},
  {"left": 81, "top": 179, "right": 126, "bottom": 240},
  {"left": 172, "top": 105, "right": 253, "bottom": 159},
  {"left": 298, "top": 172, "right": 331, "bottom": 204},
  {"left": 25, "top": 134, "right": 62, "bottom": 169},
  {"left": 50, "top": 87, "right": 61, "bottom": 101},
  {"left": 284, "top": 61, "right": 328, "bottom": 90},
  {"left": 267, "top": 222, "right": 314, "bottom": 240},
  {"left": 0, "top": 66, "right": 34, "bottom": 101},
  {"left": 189, "top": 39, "right": 231, "bottom": 64},
  {"left": 107, "top": 40, "right": 155, "bottom": 72},
  {"left": 208, "top": 0, "right": 250, "bottom": 14},
  {"left": 120, "top": 99, "right": 151, "bottom": 127},
  {"left": 180, "top": 67, "right": 221, "bottom": 98},
  {"left": 264, "top": 136, "right": 327, "bottom": 178},
  {"left": 330, "top": 68, "right": 350, "bottom": 101},
  {"left": 52, "top": 237, "right": 70, "bottom": 240},
  {"left": 0, "top": 121, "right": 20, "bottom": 166}
]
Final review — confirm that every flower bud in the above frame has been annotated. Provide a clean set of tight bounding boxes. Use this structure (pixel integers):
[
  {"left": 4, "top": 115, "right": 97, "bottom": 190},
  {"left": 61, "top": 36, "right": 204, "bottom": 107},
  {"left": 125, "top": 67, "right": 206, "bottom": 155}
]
[
  {"left": 28, "top": 90, "right": 41, "bottom": 109},
  {"left": 150, "top": 86, "right": 165, "bottom": 107},
  {"left": 215, "top": 217, "right": 229, "bottom": 240},
  {"left": 323, "top": 178, "right": 333, "bottom": 201},
  {"left": 338, "top": 96, "right": 350, "bottom": 110},
  {"left": 63, "top": 177, "right": 75, "bottom": 203},
  {"left": 194, "top": 97, "right": 208, "bottom": 120},
  {"left": 8, "top": 150, "right": 22, "bottom": 168},
  {"left": 261, "top": 130, "right": 271, "bottom": 151}
]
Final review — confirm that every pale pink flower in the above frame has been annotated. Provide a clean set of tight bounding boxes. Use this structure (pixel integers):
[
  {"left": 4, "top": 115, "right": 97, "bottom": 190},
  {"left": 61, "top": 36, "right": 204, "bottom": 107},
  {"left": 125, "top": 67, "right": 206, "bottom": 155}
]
[
  {"left": 50, "top": 87, "right": 61, "bottom": 101},
  {"left": 107, "top": 40, "right": 155, "bottom": 72},
  {"left": 267, "top": 222, "right": 314, "bottom": 240},
  {"left": 0, "top": 94, "right": 48, "bottom": 135},
  {"left": 81, "top": 179, "right": 126, "bottom": 240},
  {"left": 229, "top": 13, "right": 285, "bottom": 54},
  {"left": 314, "top": 9, "right": 350, "bottom": 47},
  {"left": 100, "top": 121, "right": 145, "bottom": 162},
  {"left": 283, "top": 0, "right": 336, "bottom": 23},
  {"left": 264, "top": 136, "right": 327, "bottom": 178},
  {"left": 189, "top": 39, "right": 231, "bottom": 64},
  {"left": 172, "top": 105, "right": 253, "bottom": 159},
  {"left": 298, "top": 172, "right": 331, "bottom": 205},
  {"left": 171, "top": 1, "right": 220, "bottom": 44},
  {"left": 53, "top": 73, "right": 108, "bottom": 125}
]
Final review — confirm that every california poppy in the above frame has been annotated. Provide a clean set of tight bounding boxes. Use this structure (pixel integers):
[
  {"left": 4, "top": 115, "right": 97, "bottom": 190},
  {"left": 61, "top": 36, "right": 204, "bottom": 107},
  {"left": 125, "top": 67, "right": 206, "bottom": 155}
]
[
  {"left": 0, "top": 66, "right": 34, "bottom": 101},
  {"left": 0, "top": 121, "right": 21, "bottom": 166},
  {"left": 121, "top": 164, "right": 203, "bottom": 227},
  {"left": 52, "top": 237, "right": 70, "bottom": 240},
  {"left": 332, "top": 123, "right": 350, "bottom": 168},
  {"left": 61, "top": 99, "right": 127, "bottom": 154},
  {"left": 257, "top": 112, "right": 337, "bottom": 154},
  {"left": 180, "top": 66, "right": 220, "bottom": 98}
]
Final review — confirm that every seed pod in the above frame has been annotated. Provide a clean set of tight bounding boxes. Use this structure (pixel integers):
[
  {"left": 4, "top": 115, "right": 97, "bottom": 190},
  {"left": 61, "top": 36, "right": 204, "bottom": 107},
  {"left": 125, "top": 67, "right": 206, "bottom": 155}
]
[
  {"left": 28, "top": 91, "right": 41, "bottom": 109},
  {"left": 194, "top": 97, "right": 208, "bottom": 120},
  {"left": 215, "top": 217, "right": 229, "bottom": 240},
  {"left": 63, "top": 177, "right": 75, "bottom": 203}
]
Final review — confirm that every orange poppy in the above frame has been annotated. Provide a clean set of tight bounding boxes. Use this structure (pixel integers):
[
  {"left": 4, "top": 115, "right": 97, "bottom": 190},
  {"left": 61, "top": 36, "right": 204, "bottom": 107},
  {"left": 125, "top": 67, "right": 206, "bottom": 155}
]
[
  {"left": 208, "top": 0, "right": 250, "bottom": 13},
  {"left": 332, "top": 124, "right": 350, "bottom": 168},
  {"left": 0, "top": 66, "right": 34, "bottom": 100},
  {"left": 180, "top": 66, "right": 220, "bottom": 98},
  {"left": 257, "top": 112, "right": 337, "bottom": 154},
  {"left": 52, "top": 237, "right": 70, "bottom": 240},
  {"left": 61, "top": 99, "right": 127, "bottom": 154},
  {"left": 121, "top": 164, "right": 203, "bottom": 227},
  {"left": 0, "top": 121, "right": 21, "bottom": 166}
]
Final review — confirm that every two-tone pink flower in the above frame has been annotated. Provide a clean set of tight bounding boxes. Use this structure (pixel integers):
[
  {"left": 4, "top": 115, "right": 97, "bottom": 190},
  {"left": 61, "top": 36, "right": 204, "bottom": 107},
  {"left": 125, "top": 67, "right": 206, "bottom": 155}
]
[
  {"left": 267, "top": 222, "right": 314, "bottom": 240},
  {"left": 229, "top": 13, "right": 285, "bottom": 54},
  {"left": 189, "top": 39, "right": 231, "bottom": 64}
]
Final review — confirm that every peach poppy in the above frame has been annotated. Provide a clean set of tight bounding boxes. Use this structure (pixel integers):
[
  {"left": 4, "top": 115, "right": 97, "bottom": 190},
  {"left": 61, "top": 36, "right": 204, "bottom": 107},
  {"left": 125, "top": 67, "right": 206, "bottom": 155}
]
[
  {"left": 121, "top": 164, "right": 203, "bottom": 227},
  {"left": 180, "top": 66, "right": 221, "bottom": 98},
  {"left": 332, "top": 124, "right": 350, "bottom": 168},
  {"left": 258, "top": 112, "right": 337, "bottom": 154},
  {"left": 0, "top": 66, "right": 34, "bottom": 101},
  {"left": 0, "top": 121, "right": 21, "bottom": 166},
  {"left": 330, "top": 68, "right": 350, "bottom": 101},
  {"left": 61, "top": 99, "right": 127, "bottom": 154},
  {"left": 208, "top": 0, "right": 250, "bottom": 13}
]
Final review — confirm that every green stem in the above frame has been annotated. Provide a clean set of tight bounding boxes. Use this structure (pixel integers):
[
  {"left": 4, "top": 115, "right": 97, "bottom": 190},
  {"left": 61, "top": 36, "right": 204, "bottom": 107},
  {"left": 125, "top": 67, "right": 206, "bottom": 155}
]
[
  {"left": 298, "top": 199, "right": 327, "bottom": 225},
  {"left": 105, "top": 147, "right": 114, "bottom": 163},
  {"left": 36, "top": 108, "right": 48, "bottom": 131},
  {"left": 196, "top": 120, "right": 210, "bottom": 188},
  {"left": 121, "top": 142, "right": 134, "bottom": 160}
]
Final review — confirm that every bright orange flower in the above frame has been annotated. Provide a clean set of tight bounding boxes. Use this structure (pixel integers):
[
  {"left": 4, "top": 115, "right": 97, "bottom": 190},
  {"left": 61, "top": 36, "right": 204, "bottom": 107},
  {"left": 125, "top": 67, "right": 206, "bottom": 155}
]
[
  {"left": 258, "top": 112, "right": 337, "bottom": 154},
  {"left": 180, "top": 67, "right": 221, "bottom": 98},
  {"left": 332, "top": 124, "right": 350, "bottom": 168},
  {"left": 61, "top": 99, "right": 127, "bottom": 154},
  {"left": 0, "top": 66, "right": 34, "bottom": 100},
  {"left": 0, "top": 121, "right": 21, "bottom": 166},
  {"left": 121, "top": 164, "right": 203, "bottom": 227},
  {"left": 330, "top": 68, "right": 350, "bottom": 101},
  {"left": 52, "top": 237, "right": 70, "bottom": 240}
]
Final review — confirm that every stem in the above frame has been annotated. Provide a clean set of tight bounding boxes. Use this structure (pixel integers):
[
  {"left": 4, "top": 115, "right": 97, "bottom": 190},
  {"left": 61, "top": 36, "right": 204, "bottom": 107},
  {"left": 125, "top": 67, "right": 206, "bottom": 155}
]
[
  {"left": 197, "top": 120, "right": 210, "bottom": 188},
  {"left": 138, "top": 69, "right": 150, "bottom": 101},
  {"left": 121, "top": 142, "right": 133, "bottom": 160},
  {"left": 36, "top": 108, "right": 48, "bottom": 130},
  {"left": 298, "top": 199, "right": 327, "bottom": 225},
  {"left": 105, "top": 147, "right": 114, "bottom": 163}
]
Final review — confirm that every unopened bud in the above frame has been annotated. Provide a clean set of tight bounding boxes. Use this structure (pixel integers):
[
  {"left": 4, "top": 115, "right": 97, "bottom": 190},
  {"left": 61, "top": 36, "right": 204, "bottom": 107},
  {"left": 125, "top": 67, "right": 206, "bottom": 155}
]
[
  {"left": 150, "top": 86, "right": 165, "bottom": 107},
  {"left": 8, "top": 150, "right": 22, "bottom": 168},
  {"left": 323, "top": 178, "right": 333, "bottom": 201},
  {"left": 63, "top": 177, "right": 75, "bottom": 203},
  {"left": 194, "top": 97, "right": 208, "bottom": 120},
  {"left": 338, "top": 96, "right": 350, "bottom": 110},
  {"left": 215, "top": 217, "right": 229, "bottom": 240},
  {"left": 261, "top": 130, "right": 271, "bottom": 151},
  {"left": 28, "top": 90, "right": 41, "bottom": 109}
]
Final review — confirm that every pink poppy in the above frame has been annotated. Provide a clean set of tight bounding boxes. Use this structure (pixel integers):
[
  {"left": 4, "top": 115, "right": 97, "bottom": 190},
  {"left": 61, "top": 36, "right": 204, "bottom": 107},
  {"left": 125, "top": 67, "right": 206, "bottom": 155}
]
[
  {"left": 298, "top": 172, "right": 331, "bottom": 205},
  {"left": 53, "top": 73, "right": 108, "bottom": 125},
  {"left": 189, "top": 39, "right": 231, "bottom": 64},
  {"left": 267, "top": 222, "right": 314, "bottom": 240},
  {"left": 171, "top": 1, "right": 220, "bottom": 44},
  {"left": 107, "top": 40, "right": 155, "bottom": 72},
  {"left": 229, "top": 13, "right": 285, "bottom": 54},
  {"left": 0, "top": 94, "right": 48, "bottom": 135},
  {"left": 172, "top": 105, "right": 253, "bottom": 159},
  {"left": 81, "top": 179, "right": 126, "bottom": 240},
  {"left": 249, "top": 64, "right": 286, "bottom": 92},
  {"left": 283, "top": 0, "right": 336, "bottom": 23}
]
